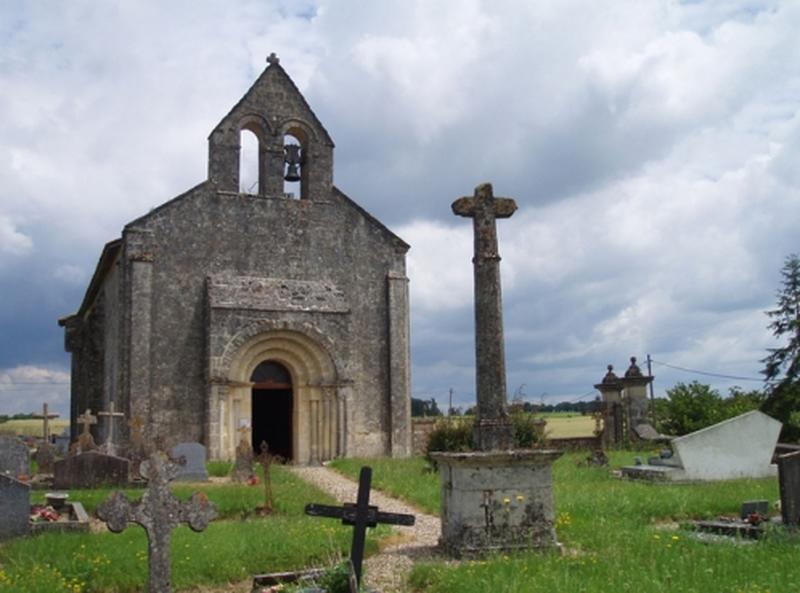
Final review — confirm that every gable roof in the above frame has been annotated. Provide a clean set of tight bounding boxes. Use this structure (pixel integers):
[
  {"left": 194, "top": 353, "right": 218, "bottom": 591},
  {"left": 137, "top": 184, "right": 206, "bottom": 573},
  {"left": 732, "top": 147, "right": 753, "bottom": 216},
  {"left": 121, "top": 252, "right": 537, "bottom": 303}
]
[
  {"left": 58, "top": 238, "right": 122, "bottom": 325},
  {"left": 332, "top": 186, "right": 409, "bottom": 253},
  {"left": 209, "top": 59, "right": 334, "bottom": 147}
]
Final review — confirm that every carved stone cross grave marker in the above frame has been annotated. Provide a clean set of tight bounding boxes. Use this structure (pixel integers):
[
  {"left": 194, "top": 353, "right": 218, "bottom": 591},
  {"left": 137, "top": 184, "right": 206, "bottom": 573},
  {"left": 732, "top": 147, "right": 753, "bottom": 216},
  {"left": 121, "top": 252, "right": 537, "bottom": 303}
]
[
  {"left": 98, "top": 402, "right": 125, "bottom": 455},
  {"left": 452, "top": 182, "right": 518, "bottom": 450},
  {"left": 72, "top": 408, "right": 98, "bottom": 454},
  {"left": 97, "top": 451, "right": 217, "bottom": 593},
  {"left": 32, "top": 402, "right": 59, "bottom": 441},
  {"left": 255, "top": 441, "right": 277, "bottom": 513},
  {"left": 305, "top": 466, "right": 415, "bottom": 590}
]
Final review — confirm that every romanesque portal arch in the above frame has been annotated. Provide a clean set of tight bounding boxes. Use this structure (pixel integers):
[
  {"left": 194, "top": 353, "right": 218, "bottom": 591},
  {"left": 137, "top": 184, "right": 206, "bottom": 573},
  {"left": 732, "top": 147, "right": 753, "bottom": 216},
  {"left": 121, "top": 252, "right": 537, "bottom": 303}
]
[{"left": 214, "top": 329, "right": 342, "bottom": 464}]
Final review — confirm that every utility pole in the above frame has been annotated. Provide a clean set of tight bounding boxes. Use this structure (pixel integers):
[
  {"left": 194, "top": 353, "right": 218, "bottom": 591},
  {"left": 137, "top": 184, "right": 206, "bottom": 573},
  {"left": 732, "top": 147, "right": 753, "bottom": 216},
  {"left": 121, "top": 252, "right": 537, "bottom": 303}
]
[
  {"left": 646, "top": 353, "right": 656, "bottom": 425},
  {"left": 448, "top": 388, "right": 454, "bottom": 417}
]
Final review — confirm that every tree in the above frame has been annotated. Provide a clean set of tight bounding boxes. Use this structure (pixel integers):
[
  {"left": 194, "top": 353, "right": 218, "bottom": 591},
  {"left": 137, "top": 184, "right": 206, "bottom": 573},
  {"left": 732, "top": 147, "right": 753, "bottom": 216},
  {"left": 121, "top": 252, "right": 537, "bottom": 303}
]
[
  {"left": 411, "top": 397, "right": 442, "bottom": 417},
  {"left": 657, "top": 381, "right": 726, "bottom": 436},
  {"left": 761, "top": 253, "right": 800, "bottom": 441}
]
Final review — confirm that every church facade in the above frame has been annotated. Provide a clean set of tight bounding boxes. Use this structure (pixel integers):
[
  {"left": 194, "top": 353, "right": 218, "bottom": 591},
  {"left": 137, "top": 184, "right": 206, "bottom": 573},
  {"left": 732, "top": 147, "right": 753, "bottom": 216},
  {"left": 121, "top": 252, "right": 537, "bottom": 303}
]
[{"left": 59, "top": 55, "right": 412, "bottom": 463}]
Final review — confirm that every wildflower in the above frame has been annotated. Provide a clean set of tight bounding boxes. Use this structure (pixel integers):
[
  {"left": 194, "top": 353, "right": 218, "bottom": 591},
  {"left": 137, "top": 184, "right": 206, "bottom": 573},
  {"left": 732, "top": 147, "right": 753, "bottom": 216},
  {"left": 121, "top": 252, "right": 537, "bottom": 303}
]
[
  {"left": 516, "top": 495, "right": 525, "bottom": 502},
  {"left": 503, "top": 497, "right": 511, "bottom": 505}
]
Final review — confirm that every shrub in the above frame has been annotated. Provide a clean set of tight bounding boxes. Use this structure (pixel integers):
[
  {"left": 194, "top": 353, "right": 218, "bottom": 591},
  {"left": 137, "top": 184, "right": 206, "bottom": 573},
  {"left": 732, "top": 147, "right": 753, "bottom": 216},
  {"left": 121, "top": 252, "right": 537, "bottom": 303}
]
[
  {"left": 510, "top": 411, "right": 545, "bottom": 448},
  {"left": 425, "top": 417, "right": 474, "bottom": 466}
]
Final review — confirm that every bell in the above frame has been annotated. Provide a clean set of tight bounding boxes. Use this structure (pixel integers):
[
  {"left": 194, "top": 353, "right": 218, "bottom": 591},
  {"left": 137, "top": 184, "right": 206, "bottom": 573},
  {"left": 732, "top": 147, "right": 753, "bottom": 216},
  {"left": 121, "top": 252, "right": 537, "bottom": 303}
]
[
  {"left": 284, "top": 162, "right": 301, "bottom": 182},
  {"left": 284, "top": 144, "right": 302, "bottom": 182}
]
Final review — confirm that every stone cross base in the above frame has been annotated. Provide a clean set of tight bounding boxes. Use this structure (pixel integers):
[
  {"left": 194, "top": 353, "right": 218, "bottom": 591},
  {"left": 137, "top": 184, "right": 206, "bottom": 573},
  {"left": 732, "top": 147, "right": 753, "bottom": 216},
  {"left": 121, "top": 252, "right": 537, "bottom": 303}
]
[
  {"left": 430, "top": 449, "right": 563, "bottom": 558},
  {"left": 473, "top": 417, "right": 513, "bottom": 451}
]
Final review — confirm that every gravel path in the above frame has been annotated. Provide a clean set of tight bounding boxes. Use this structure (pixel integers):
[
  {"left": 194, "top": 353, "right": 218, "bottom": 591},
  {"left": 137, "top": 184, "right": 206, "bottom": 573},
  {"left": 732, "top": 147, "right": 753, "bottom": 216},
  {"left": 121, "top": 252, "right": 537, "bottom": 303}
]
[{"left": 291, "top": 466, "right": 443, "bottom": 593}]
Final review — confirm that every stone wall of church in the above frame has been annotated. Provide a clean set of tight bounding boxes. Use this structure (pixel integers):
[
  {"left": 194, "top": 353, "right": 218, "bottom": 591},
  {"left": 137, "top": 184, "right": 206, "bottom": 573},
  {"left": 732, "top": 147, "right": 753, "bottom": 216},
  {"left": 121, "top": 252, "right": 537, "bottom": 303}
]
[{"left": 122, "top": 183, "right": 408, "bottom": 457}]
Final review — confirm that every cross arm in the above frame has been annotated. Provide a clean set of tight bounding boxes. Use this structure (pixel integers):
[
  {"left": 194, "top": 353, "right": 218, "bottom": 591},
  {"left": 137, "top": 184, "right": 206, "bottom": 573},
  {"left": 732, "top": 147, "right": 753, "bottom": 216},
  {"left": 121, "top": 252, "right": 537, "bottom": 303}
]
[
  {"left": 97, "top": 491, "right": 136, "bottom": 533},
  {"left": 305, "top": 503, "right": 415, "bottom": 527}
]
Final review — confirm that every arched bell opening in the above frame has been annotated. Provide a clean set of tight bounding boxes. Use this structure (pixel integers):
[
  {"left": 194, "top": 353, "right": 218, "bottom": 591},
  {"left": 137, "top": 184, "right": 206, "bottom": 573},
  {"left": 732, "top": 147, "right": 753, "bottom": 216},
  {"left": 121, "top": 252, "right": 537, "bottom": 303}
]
[
  {"left": 250, "top": 360, "right": 293, "bottom": 460},
  {"left": 239, "top": 128, "right": 260, "bottom": 194},
  {"left": 282, "top": 127, "right": 308, "bottom": 199}
]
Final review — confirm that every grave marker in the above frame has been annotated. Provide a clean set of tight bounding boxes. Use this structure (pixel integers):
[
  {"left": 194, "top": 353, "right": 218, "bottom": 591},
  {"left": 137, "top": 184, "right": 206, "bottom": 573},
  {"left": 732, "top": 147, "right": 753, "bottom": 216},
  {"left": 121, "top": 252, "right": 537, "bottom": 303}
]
[
  {"left": 778, "top": 450, "right": 800, "bottom": 527},
  {"left": 0, "top": 435, "right": 29, "bottom": 479},
  {"left": 231, "top": 425, "right": 253, "bottom": 483},
  {"left": 32, "top": 402, "right": 59, "bottom": 441},
  {"left": 97, "top": 402, "right": 125, "bottom": 455},
  {"left": 0, "top": 474, "right": 30, "bottom": 540},
  {"left": 305, "top": 466, "right": 415, "bottom": 589},
  {"left": 97, "top": 451, "right": 217, "bottom": 593},
  {"left": 169, "top": 442, "right": 208, "bottom": 481}
]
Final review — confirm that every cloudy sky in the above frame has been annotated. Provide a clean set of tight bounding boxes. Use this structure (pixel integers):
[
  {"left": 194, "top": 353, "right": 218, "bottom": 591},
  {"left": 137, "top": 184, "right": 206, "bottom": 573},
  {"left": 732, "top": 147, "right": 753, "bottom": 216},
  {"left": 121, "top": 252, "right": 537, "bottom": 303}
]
[{"left": 1, "top": 0, "right": 799, "bottom": 416}]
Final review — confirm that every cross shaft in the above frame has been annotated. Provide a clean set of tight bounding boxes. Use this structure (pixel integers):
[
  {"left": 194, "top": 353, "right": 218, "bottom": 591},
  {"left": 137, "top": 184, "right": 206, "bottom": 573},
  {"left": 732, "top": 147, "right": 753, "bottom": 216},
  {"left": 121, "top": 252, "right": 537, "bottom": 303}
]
[{"left": 452, "top": 182, "right": 517, "bottom": 450}]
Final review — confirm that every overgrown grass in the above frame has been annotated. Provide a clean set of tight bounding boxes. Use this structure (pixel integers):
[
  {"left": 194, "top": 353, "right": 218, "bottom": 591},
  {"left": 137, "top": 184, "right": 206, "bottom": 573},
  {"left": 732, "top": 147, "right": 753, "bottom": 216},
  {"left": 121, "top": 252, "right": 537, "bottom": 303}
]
[
  {"left": 356, "top": 450, "right": 793, "bottom": 593},
  {"left": 1, "top": 466, "right": 379, "bottom": 593}
]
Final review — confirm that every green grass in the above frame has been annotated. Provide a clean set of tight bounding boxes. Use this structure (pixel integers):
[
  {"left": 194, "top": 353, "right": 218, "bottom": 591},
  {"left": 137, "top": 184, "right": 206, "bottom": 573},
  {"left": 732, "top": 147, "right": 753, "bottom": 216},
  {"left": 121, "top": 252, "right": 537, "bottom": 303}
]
[
  {"left": 333, "top": 452, "right": 799, "bottom": 593},
  {"left": 328, "top": 456, "right": 440, "bottom": 514},
  {"left": 0, "top": 466, "right": 379, "bottom": 593}
]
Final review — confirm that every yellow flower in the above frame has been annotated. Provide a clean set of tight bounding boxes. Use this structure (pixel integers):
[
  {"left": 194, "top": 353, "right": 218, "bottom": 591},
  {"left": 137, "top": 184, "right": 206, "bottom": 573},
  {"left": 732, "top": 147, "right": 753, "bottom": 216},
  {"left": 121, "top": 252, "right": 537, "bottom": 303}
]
[
  {"left": 503, "top": 497, "right": 511, "bottom": 505},
  {"left": 516, "top": 495, "right": 525, "bottom": 502}
]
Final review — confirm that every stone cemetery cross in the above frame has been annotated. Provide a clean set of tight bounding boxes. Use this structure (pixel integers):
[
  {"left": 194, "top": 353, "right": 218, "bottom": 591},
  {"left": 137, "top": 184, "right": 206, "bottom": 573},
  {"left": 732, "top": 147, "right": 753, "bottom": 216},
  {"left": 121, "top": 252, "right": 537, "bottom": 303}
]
[
  {"left": 305, "top": 466, "right": 415, "bottom": 589},
  {"left": 97, "top": 451, "right": 217, "bottom": 593},
  {"left": 97, "top": 402, "right": 125, "bottom": 451},
  {"left": 77, "top": 408, "right": 97, "bottom": 437},
  {"left": 452, "top": 182, "right": 518, "bottom": 450},
  {"left": 32, "top": 402, "right": 59, "bottom": 441}
]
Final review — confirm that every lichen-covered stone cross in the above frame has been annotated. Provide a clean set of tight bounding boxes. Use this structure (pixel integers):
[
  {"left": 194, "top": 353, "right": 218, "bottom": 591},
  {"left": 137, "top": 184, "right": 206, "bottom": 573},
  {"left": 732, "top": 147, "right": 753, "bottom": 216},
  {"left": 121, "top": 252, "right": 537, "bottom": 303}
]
[
  {"left": 452, "top": 182, "right": 517, "bottom": 451},
  {"left": 97, "top": 451, "right": 217, "bottom": 593}
]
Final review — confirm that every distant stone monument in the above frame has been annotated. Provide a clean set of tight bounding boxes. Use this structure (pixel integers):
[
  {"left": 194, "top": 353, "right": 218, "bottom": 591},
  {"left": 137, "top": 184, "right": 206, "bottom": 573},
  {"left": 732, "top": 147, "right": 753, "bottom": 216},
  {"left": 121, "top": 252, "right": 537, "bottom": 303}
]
[
  {"left": 431, "top": 183, "right": 563, "bottom": 557},
  {"left": 97, "top": 451, "right": 217, "bottom": 593}
]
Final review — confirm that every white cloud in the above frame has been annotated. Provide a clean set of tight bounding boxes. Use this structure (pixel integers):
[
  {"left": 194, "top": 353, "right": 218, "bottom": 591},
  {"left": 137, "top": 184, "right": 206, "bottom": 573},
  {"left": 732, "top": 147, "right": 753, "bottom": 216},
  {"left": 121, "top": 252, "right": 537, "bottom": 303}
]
[
  {"left": 0, "top": 216, "right": 32, "bottom": 256},
  {"left": 0, "top": 366, "right": 70, "bottom": 416}
]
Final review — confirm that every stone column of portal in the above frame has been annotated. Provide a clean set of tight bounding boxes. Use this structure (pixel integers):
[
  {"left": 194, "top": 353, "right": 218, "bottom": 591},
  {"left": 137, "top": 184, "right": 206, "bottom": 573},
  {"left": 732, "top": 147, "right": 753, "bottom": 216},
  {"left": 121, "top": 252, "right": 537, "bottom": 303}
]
[
  {"left": 621, "top": 356, "right": 654, "bottom": 438},
  {"left": 452, "top": 182, "right": 517, "bottom": 451}
]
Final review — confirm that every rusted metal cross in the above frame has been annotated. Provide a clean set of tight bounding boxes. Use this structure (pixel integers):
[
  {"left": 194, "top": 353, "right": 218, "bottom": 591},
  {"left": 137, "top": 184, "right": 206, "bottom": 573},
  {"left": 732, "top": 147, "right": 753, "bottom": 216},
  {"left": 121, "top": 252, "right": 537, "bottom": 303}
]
[
  {"left": 97, "top": 451, "right": 217, "bottom": 593},
  {"left": 32, "top": 402, "right": 59, "bottom": 441},
  {"left": 305, "top": 466, "right": 415, "bottom": 590},
  {"left": 451, "top": 182, "right": 517, "bottom": 450}
]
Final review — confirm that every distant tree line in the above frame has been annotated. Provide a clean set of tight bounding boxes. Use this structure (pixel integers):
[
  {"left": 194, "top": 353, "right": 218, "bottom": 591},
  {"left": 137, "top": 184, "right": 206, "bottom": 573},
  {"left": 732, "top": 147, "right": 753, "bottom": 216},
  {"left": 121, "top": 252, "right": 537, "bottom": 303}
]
[
  {"left": 411, "top": 397, "right": 600, "bottom": 417},
  {"left": 0, "top": 413, "right": 38, "bottom": 423}
]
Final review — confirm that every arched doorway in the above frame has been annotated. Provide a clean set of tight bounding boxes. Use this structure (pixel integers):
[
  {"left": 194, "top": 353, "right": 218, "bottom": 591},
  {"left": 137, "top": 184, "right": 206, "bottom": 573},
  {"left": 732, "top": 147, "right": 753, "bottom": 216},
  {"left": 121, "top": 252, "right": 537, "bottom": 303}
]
[{"left": 250, "top": 360, "right": 293, "bottom": 460}]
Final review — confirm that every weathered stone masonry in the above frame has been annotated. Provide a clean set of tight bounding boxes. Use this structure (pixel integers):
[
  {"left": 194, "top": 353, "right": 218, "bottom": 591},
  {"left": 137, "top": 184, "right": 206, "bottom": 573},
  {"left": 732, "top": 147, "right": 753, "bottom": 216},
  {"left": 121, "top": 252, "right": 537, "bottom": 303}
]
[{"left": 60, "top": 56, "right": 412, "bottom": 463}]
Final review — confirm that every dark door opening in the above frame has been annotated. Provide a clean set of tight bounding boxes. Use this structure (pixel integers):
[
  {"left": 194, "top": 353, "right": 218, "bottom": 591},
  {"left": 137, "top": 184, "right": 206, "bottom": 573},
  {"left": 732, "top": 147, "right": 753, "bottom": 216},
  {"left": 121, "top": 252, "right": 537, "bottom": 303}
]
[{"left": 250, "top": 361, "right": 293, "bottom": 461}]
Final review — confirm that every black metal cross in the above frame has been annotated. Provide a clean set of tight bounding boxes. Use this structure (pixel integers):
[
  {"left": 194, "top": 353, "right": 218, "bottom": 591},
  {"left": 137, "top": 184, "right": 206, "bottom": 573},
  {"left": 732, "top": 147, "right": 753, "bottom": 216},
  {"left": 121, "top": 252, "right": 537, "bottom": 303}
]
[{"left": 305, "top": 466, "right": 415, "bottom": 589}]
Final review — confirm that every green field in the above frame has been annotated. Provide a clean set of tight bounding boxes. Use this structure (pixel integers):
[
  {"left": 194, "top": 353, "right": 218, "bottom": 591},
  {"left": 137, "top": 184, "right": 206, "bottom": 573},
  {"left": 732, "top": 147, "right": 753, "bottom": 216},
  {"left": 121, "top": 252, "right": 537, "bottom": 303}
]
[{"left": 0, "top": 419, "right": 70, "bottom": 437}]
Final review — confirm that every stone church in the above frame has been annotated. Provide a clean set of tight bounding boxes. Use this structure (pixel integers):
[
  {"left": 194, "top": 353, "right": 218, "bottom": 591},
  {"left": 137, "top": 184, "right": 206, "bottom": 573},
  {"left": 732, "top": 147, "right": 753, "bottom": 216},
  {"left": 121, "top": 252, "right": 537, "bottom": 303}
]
[{"left": 59, "top": 55, "right": 412, "bottom": 463}]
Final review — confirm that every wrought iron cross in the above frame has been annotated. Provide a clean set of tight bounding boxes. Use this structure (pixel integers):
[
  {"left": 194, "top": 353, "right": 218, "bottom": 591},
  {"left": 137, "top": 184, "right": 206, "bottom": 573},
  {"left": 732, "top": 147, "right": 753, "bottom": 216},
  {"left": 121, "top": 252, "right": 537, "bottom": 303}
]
[
  {"left": 97, "top": 451, "right": 217, "bottom": 593},
  {"left": 451, "top": 182, "right": 517, "bottom": 450},
  {"left": 305, "top": 466, "right": 415, "bottom": 589}
]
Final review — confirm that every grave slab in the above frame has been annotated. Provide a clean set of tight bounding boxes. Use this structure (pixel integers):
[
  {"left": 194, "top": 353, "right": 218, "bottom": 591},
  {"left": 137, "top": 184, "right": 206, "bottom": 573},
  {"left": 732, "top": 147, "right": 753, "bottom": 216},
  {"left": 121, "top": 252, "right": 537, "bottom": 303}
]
[
  {"left": 622, "top": 411, "right": 781, "bottom": 482},
  {"left": 169, "top": 443, "right": 208, "bottom": 481},
  {"left": 53, "top": 451, "right": 129, "bottom": 489},
  {"left": 0, "top": 474, "right": 30, "bottom": 540},
  {"left": 0, "top": 435, "right": 30, "bottom": 479}
]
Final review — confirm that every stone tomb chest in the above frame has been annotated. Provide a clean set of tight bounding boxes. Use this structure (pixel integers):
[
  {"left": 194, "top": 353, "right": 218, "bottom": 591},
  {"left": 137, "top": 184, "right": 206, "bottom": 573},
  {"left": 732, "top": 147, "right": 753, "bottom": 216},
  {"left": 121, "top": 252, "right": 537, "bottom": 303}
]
[{"left": 54, "top": 451, "right": 129, "bottom": 489}]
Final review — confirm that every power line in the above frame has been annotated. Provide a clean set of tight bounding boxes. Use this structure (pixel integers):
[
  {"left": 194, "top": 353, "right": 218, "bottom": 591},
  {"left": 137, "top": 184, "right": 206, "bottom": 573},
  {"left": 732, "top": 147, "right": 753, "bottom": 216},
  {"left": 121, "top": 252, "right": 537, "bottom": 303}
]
[{"left": 650, "top": 359, "right": 776, "bottom": 383}]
